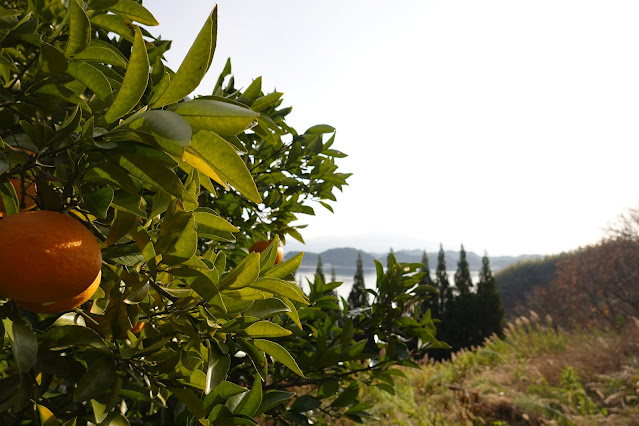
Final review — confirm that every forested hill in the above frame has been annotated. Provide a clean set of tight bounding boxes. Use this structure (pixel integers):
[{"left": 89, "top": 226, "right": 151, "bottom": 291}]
[{"left": 283, "top": 247, "right": 541, "bottom": 271}]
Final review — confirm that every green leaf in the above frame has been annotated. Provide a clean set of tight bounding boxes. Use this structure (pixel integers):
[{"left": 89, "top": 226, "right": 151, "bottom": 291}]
[
  {"left": 219, "top": 252, "right": 260, "bottom": 290},
  {"left": 317, "top": 379, "right": 339, "bottom": 399},
  {"left": 67, "top": 61, "right": 113, "bottom": 102},
  {"left": 151, "top": 7, "right": 216, "bottom": 108},
  {"left": 253, "top": 339, "right": 304, "bottom": 378},
  {"left": 330, "top": 384, "right": 360, "bottom": 408},
  {"left": 194, "top": 208, "right": 239, "bottom": 235},
  {"left": 184, "top": 131, "right": 261, "bottom": 203},
  {"left": 281, "top": 297, "right": 303, "bottom": 331},
  {"left": 112, "top": 191, "right": 147, "bottom": 217},
  {"left": 43, "top": 326, "right": 107, "bottom": 350},
  {"left": 250, "top": 278, "right": 309, "bottom": 305},
  {"left": 156, "top": 211, "right": 197, "bottom": 265},
  {"left": 203, "top": 381, "right": 248, "bottom": 411},
  {"left": 100, "top": 413, "right": 130, "bottom": 426},
  {"left": 73, "top": 357, "right": 117, "bottom": 402},
  {"left": 127, "top": 110, "right": 192, "bottom": 155},
  {"left": 243, "top": 321, "right": 291, "bottom": 338},
  {"left": 2, "top": 318, "right": 37, "bottom": 373},
  {"left": 39, "top": 42, "right": 68, "bottom": 75},
  {"left": 90, "top": 13, "right": 136, "bottom": 43},
  {"left": 290, "top": 395, "right": 321, "bottom": 413},
  {"left": 74, "top": 41, "right": 128, "bottom": 68},
  {"left": 105, "top": 27, "right": 148, "bottom": 122},
  {"left": 37, "top": 404, "right": 58, "bottom": 426},
  {"left": 0, "top": 178, "right": 19, "bottom": 217},
  {"left": 305, "top": 124, "right": 336, "bottom": 134},
  {"left": 108, "top": 0, "right": 158, "bottom": 26},
  {"left": 83, "top": 161, "right": 140, "bottom": 194},
  {"left": 263, "top": 252, "right": 303, "bottom": 279},
  {"left": 170, "top": 388, "right": 205, "bottom": 419},
  {"left": 81, "top": 186, "right": 114, "bottom": 218},
  {"left": 256, "top": 390, "right": 295, "bottom": 415},
  {"left": 251, "top": 92, "right": 282, "bottom": 112},
  {"left": 244, "top": 298, "right": 290, "bottom": 319},
  {"left": 65, "top": 0, "right": 91, "bottom": 56},
  {"left": 237, "top": 340, "right": 267, "bottom": 382},
  {"left": 234, "top": 375, "right": 262, "bottom": 417},
  {"left": 0, "top": 152, "right": 8, "bottom": 175},
  {"left": 205, "top": 343, "right": 231, "bottom": 394},
  {"left": 172, "top": 100, "right": 259, "bottom": 136},
  {"left": 114, "top": 153, "right": 193, "bottom": 202},
  {"left": 129, "top": 225, "right": 156, "bottom": 274}
]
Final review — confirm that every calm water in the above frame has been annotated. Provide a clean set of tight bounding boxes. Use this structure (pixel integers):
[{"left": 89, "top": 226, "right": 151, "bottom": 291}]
[{"left": 294, "top": 265, "right": 480, "bottom": 300}]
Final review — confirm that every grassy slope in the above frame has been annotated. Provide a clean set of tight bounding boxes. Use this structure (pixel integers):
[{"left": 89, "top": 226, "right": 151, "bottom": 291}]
[{"left": 357, "top": 315, "right": 639, "bottom": 425}]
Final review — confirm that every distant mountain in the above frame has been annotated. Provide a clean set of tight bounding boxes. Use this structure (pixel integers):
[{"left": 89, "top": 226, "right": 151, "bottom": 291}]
[{"left": 283, "top": 247, "right": 541, "bottom": 272}]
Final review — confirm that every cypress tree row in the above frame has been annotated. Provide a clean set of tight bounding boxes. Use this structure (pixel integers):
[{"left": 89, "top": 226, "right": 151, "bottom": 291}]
[{"left": 348, "top": 252, "right": 369, "bottom": 309}]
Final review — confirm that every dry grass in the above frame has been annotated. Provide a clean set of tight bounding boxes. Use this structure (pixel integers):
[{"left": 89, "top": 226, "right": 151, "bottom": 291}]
[{"left": 356, "top": 314, "right": 639, "bottom": 425}]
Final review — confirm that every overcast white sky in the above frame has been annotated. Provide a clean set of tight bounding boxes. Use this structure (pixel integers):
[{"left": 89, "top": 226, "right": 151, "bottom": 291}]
[{"left": 152, "top": 1, "right": 639, "bottom": 256}]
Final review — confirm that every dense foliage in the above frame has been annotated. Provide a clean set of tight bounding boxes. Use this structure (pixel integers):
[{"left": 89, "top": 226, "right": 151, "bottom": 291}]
[{"left": 0, "top": 1, "right": 444, "bottom": 424}]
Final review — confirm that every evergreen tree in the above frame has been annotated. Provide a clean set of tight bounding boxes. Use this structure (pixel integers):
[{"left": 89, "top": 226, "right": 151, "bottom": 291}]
[
  {"left": 331, "top": 266, "right": 337, "bottom": 283},
  {"left": 419, "top": 250, "right": 435, "bottom": 315},
  {"left": 316, "top": 255, "right": 326, "bottom": 283},
  {"left": 348, "top": 253, "right": 369, "bottom": 309},
  {"left": 451, "top": 244, "right": 474, "bottom": 349},
  {"left": 434, "top": 244, "right": 450, "bottom": 319},
  {"left": 454, "top": 245, "right": 473, "bottom": 297},
  {"left": 476, "top": 253, "right": 505, "bottom": 340}
]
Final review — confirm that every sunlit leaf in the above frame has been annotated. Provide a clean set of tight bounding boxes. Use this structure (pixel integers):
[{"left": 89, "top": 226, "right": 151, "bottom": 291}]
[
  {"left": 185, "top": 131, "right": 261, "bottom": 203},
  {"left": 67, "top": 61, "right": 113, "bottom": 102},
  {"left": 65, "top": 0, "right": 91, "bottom": 56},
  {"left": 105, "top": 27, "right": 148, "bottom": 122},
  {"left": 253, "top": 339, "right": 304, "bottom": 377},
  {"left": 151, "top": 7, "right": 216, "bottom": 108},
  {"left": 172, "top": 99, "right": 259, "bottom": 136},
  {"left": 108, "top": 0, "right": 158, "bottom": 26}
]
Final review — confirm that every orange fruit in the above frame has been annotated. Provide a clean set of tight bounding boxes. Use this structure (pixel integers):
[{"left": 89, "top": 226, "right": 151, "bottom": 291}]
[
  {"left": 0, "top": 211, "right": 102, "bottom": 304},
  {"left": 17, "top": 271, "right": 102, "bottom": 313},
  {"left": 0, "top": 178, "right": 37, "bottom": 217},
  {"left": 250, "top": 240, "right": 284, "bottom": 264}
]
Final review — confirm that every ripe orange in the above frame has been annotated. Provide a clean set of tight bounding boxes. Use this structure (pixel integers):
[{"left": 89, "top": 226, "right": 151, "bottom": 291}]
[
  {"left": 0, "top": 178, "right": 37, "bottom": 217},
  {"left": 250, "top": 240, "right": 284, "bottom": 264},
  {"left": 17, "top": 271, "right": 102, "bottom": 313},
  {"left": 0, "top": 211, "right": 102, "bottom": 304}
]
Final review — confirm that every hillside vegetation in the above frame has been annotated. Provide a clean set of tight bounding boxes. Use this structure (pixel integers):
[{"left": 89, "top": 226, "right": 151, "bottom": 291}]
[{"left": 354, "top": 314, "right": 639, "bottom": 425}]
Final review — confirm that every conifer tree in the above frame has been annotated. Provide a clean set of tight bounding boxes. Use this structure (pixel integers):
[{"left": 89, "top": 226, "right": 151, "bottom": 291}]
[
  {"left": 434, "top": 244, "right": 450, "bottom": 318},
  {"left": 419, "top": 250, "right": 435, "bottom": 315},
  {"left": 476, "top": 253, "right": 505, "bottom": 340},
  {"left": 348, "top": 253, "right": 369, "bottom": 309},
  {"left": 454, "top": 245, "right": 473, "bottom": 297},
  {"left": 331, "top": 266, "right": 337, "bottom": 283},
  {"left": 452, "top": 244, "right": 474, "bottom": 348},
  {"left": 316, "top": 254, "right": 326, "bottom": 283}
]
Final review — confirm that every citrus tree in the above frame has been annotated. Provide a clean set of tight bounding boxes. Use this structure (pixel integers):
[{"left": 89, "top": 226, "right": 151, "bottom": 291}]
[{"left": 0, "top": 1, "right": 442, "bottom": 424}]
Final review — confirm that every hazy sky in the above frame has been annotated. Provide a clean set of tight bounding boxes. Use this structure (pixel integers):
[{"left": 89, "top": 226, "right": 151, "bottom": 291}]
[{"left": 151, "top": 1, "right": 639, "bottom": 256}]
